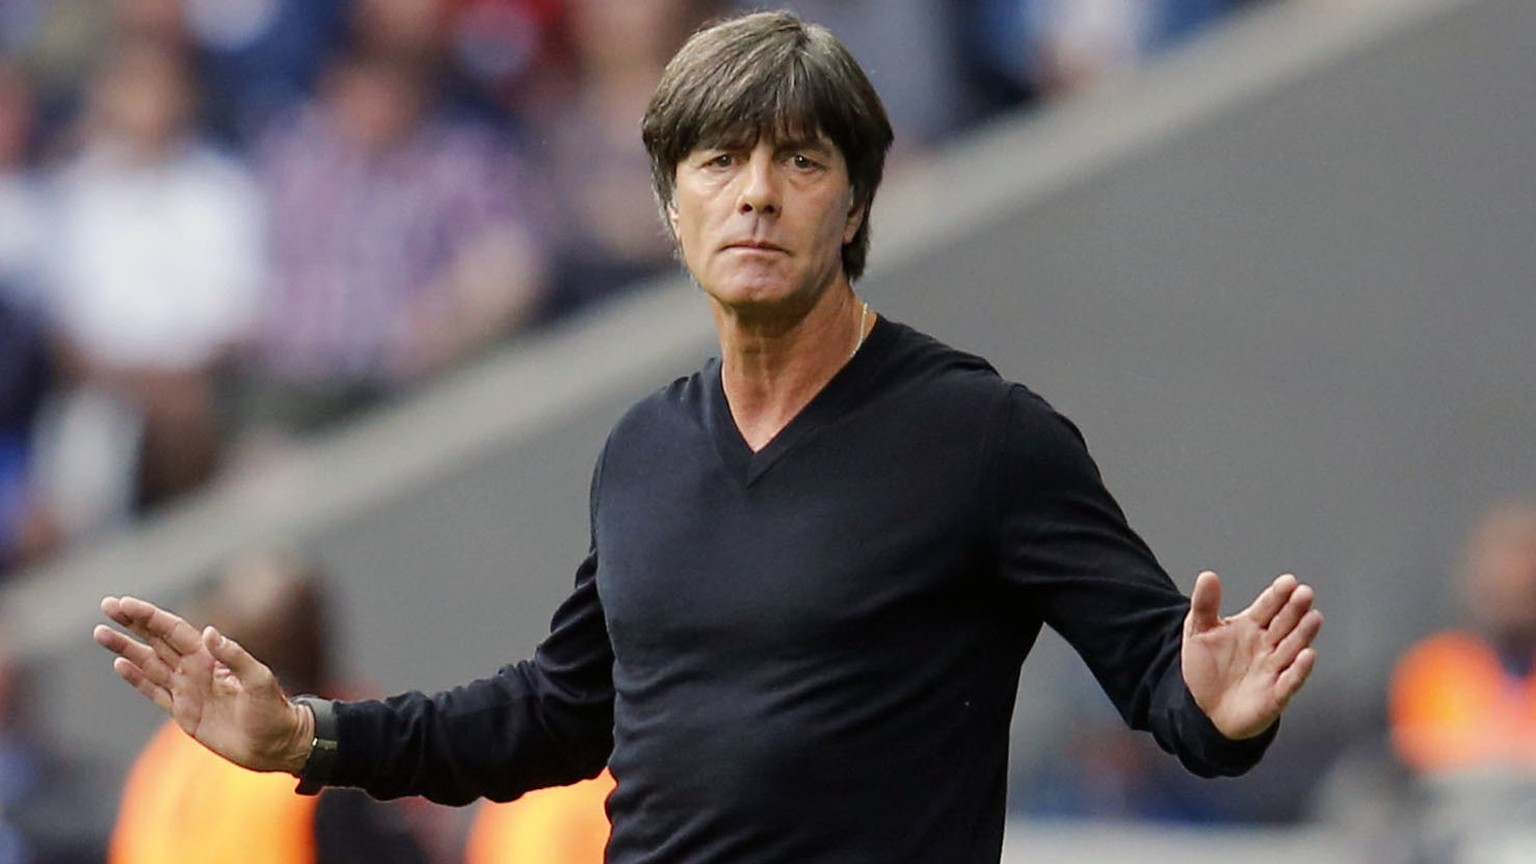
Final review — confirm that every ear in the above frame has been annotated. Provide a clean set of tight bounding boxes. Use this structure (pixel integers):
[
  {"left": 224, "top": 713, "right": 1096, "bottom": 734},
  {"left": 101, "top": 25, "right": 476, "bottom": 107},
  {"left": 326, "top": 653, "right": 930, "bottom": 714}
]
[
  {"left": 666, "top": 199, "right": 680, "bottom": 236},
  {"left": 843, "top": 195, "right": 866, "bottom": 245}
]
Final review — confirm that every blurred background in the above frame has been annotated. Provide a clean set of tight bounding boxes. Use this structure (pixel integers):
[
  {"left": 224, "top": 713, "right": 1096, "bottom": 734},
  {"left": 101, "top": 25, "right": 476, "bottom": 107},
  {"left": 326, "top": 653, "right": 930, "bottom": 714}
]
[{"left": 2, "top": 0, "right": 1534, "bottom": 861}]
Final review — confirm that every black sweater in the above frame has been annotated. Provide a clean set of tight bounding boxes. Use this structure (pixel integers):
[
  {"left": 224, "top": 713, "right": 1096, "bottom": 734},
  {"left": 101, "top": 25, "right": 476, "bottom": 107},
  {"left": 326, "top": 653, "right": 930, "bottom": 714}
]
[{"left": 329, "top": 318, "right": 1272, "bottom": 862}]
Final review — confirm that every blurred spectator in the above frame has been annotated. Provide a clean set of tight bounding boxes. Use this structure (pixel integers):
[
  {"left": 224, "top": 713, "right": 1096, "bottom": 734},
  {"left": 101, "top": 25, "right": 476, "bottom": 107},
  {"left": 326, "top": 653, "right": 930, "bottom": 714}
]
[
  {"left": 0, "top": 627, "right": 113, "bottom": 863},
  {"left": 182, "top": 0, "right": 350, "bottom": 148},
  {"left": 109, "top": 548, "right": 432, "bottom": 864},
  {"left": 958, "top": 0, "right": 1253, "bottom": 106},
  {"left": 1387, "top": 503, "right": 1536, "bottom": 862},
  {"left": 3, "top": 0, "right": 196, "bottom": 157},
  {"left": 1, "top": 63, "right": 61, "bottom": 577},
  {"left": 0, "top": 295, "right": 56, "bottom": 578},
  {"left": 110, "top": 0, "right": 192, "bottom": 46},
  {"left": 0, "top": 61, "right": 47, "bottom": 308},
  {"left": 11, "top": 0, "right": 345, "bottom": 152},
  {"left": 443, "top": 0, "right": 573, "bottom": 123},
  {"left": 5, "top": 0, "right": 113, "bottom": 135},
  {"left": 36, "top": 39, "right": 263, "bottom": 531},
  {"left": 465, "top": 769, "right": 615, "bottom": 864},
  {"left": 350, "top": 0, "right": 454, "bottom": 69},
  {"left": 347, "top": 0, "right": 516, "bottom": 125},
  {"left": 538, "top": 0, "right": 722, "bottom": 318},
  {"left": 240, "top": 50, "right": 546, "bottom": 438},
  {"left": 1390, "top": 503, "right": 1536, "bottom": 776}
]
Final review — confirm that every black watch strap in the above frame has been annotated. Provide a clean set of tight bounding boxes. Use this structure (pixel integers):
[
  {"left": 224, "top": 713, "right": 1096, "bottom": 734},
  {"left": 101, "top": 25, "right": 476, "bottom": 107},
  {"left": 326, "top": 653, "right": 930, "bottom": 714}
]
[{"left": 291, "top": 695, "right": 339, "bottom": 796}]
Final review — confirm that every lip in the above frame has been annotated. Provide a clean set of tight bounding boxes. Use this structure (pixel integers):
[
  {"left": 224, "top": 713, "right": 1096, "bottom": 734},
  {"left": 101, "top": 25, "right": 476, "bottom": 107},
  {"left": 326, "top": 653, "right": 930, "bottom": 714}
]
[{"left": 722, "top": 240, "right": 788, "bottom": 253}]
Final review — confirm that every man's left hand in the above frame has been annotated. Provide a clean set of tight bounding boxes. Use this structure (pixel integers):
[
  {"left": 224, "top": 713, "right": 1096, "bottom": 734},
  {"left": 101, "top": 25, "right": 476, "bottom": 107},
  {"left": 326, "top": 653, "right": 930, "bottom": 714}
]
[{"left": 1182, "top": 571, "right": 1322, "bottom": 740}]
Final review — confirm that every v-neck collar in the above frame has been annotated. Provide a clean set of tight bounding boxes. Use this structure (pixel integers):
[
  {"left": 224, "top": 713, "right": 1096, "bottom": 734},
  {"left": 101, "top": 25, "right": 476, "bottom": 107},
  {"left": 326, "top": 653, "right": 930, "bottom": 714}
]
[{"left": 706, "top": 316, "right": 893, "bottom": 487}]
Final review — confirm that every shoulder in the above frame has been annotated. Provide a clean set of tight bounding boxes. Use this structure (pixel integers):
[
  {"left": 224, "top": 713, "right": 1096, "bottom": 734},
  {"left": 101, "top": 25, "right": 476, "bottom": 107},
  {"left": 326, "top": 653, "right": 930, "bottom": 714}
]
[
  {"left": 868, "top": 319, "right": 1012, "bottom": 414},
  {"left": 609, "top": 364, "right": 713, "bottom": 439},
  {"left": 878, "top": 320, "right": 1071, "bottom": 426},
  {"left": 594, "top": 363, "right": 715, "bottom": 486},
  {"left": 876, "top": 319, "right": 998, "bottom": 383}
]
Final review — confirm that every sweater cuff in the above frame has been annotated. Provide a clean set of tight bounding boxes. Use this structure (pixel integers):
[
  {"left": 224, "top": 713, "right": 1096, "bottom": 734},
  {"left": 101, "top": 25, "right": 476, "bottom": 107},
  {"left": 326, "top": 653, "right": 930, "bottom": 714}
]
[
  {"left": 328, "top": 698, "right": 375, "bottom": 790},
  {"left": 1180, "top": 685, "right": 1278, "bottom": 776}
]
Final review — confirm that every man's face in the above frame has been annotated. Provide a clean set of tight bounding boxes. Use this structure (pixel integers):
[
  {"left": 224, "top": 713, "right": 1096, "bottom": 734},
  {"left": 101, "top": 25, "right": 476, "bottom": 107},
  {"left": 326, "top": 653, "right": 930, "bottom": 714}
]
[{"left": 667, "top": 133, "right": 864, "bottom": 315}]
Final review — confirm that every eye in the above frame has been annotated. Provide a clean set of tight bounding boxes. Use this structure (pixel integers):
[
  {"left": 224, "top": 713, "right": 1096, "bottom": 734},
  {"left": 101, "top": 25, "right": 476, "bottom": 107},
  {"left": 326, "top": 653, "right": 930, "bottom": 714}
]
[
  {"left": 791, "top": 154, "right": 819, "bottom": 170},
  {"left": 705, "top": 152, "right": 734, "bottom": 168}
]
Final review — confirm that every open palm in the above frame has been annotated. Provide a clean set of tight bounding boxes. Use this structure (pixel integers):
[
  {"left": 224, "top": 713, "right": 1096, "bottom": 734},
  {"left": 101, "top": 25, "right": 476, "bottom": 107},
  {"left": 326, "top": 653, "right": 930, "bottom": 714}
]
[{"left": 1181, "top": 571, "right": 1322, "bottom": 740}]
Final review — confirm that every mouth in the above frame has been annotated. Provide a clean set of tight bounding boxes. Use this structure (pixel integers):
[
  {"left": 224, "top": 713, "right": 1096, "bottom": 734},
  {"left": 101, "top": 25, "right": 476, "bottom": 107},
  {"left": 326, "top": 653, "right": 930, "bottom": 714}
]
[{"left": 723, "top": 240, "right": 788, "bottom": 253}]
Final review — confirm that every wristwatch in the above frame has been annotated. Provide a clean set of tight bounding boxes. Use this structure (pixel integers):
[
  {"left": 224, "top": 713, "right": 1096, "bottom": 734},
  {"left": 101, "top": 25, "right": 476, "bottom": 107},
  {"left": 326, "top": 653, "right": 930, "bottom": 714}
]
[{"left": 291, "top": 695, "right": 339, "bottom": 796}]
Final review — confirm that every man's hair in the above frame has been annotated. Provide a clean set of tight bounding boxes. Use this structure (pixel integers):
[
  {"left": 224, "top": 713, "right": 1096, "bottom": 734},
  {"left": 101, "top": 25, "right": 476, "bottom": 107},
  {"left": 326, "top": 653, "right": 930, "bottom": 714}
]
[{"left": 642, "top": 11, "right": 894, "bottom": 281}]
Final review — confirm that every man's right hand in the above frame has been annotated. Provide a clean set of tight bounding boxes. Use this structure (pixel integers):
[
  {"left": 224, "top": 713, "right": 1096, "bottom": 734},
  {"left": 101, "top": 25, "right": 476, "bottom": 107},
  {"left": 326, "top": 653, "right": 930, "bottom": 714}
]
[{"left": 94, "top": 595, "right": 315, "bottom": 775}]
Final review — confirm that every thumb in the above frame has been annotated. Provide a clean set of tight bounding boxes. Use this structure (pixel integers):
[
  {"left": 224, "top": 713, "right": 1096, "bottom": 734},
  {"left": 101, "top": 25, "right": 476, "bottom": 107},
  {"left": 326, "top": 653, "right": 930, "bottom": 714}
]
[
  {"left": 1186, "top": 570, "right": 1223, "bottom": 636},
  {"left": 203, "top": 626, "right": 268, "bottom": 682}
]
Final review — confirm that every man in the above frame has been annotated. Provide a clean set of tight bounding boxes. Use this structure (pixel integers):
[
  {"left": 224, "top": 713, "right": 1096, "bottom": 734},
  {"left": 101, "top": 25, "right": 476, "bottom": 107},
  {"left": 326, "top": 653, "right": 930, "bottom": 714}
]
[{"left": 94, "top": 11, "right": 1322, "bottom": 863}]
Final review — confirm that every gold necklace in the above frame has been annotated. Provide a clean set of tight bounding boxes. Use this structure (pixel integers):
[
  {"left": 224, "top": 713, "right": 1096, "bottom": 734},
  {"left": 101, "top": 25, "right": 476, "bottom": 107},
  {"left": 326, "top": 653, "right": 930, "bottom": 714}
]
[{"left": 850, "top": 301, "right": 871, "bottom": 360}]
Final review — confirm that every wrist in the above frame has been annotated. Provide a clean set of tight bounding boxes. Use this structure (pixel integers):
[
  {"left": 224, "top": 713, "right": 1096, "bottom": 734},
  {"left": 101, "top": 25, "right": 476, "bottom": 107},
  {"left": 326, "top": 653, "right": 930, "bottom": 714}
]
[
  {"left": 288, "top": 695, "right": 339, "bottom": 795},
  {"left": 282, "top": 699, "right": 317, "bottom": 775}
]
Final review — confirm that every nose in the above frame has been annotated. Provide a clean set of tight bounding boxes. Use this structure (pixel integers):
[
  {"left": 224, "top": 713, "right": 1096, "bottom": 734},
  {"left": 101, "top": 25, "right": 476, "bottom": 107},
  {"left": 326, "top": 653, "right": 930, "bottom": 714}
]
[{"left": 737, "top": 146, "right": 779, "bottom": 216}]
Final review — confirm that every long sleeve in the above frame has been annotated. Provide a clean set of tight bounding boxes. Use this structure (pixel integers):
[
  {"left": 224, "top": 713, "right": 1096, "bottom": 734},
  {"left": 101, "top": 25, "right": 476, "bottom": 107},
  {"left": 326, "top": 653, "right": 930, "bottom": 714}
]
[
  {"left": 328, "top": 548, "right": 616, "bottom": 804},
  {"left": 990, "top": 384, "right": 1273, "bottom": 777}
]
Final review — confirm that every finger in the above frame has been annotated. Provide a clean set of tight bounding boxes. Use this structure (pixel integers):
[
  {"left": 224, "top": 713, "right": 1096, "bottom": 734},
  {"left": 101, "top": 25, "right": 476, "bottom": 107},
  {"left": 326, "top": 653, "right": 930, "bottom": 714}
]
[
  {"left": 205, "top": 627, "right": 274, "bottom": 686},
  {"left": 112, "top": 656, "right": 175, "bottom": 713},
  {"left": 93, "top": 625, "right": 176, "bottom": 687},
  {"left": 110, "top": 596, "right": 206, "bottom": 669},
  {"left": 1269, "top": 608, "right": 1324, "bottom": 670},
  {"left": 1241, "top": 573, "right": 1299, "bottom": 628},
  {"left": 93, "top": 621, "right": 132, "bottom": 653},
  {"left": 1185, "top": 571, "right": 1223, "bottom": 635},
  {"left": 1274, "top": 646, "right": 1318, "bottom": 704},
  {"left": 120, "top": 597, "right": 206, "bottom": 656},
  {"left": 1263, "top": 583, "right": 1315, "bottom": 647},
  {"left": 101, "top": 594, "right": 149, "bottom": 629},
  {"left": 101, "top": 596, "right": 159, "bottom": 643}
]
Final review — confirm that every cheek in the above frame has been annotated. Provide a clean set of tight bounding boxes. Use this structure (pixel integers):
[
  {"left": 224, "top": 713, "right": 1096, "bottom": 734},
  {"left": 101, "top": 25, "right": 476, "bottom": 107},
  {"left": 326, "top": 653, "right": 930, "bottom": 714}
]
[{"left": 670, "top": 213, "right": 711, "bottom": 272}]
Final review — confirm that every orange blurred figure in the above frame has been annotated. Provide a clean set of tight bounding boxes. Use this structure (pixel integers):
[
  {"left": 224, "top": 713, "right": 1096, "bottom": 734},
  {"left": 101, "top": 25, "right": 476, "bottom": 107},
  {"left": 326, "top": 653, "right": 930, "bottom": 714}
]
[
  {"left": 466, "top": 770, "right": 616, "bottom": 864},
  {"left": 1390, "top": 504, "right": 1536, "bottom": 775}
]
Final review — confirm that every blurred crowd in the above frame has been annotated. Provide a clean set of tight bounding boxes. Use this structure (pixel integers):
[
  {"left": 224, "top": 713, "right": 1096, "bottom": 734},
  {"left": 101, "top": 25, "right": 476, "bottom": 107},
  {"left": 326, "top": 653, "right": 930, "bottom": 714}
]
[
  {"left": 4, "top": 3, "right": 1531, "bottom": 864},
  {"left": 0, "top": 0, "right": 1265, "bottom": 584}
]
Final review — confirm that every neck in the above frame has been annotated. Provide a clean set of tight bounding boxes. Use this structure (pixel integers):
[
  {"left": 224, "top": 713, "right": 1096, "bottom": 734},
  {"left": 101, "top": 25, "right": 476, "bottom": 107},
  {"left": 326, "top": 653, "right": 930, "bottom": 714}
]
[{"left": 714, "top": 283, "right": 871, "bottom": 452}]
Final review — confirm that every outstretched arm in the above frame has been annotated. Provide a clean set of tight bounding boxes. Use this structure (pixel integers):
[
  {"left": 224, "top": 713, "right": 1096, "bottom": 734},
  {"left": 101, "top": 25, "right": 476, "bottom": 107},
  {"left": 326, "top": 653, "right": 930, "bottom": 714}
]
[
  {"left": 93, "top": 595, "right": 315, "bottom": 774},
  {"left": 1182, "top": 571, "right": 1323, "bottom": 740}
]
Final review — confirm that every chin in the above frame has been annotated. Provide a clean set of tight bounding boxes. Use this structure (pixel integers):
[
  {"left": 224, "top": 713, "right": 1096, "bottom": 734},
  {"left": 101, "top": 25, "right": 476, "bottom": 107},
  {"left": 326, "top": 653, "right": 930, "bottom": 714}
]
[{"left": 705, "top": 276, "right": 799, "bottom": 307}]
